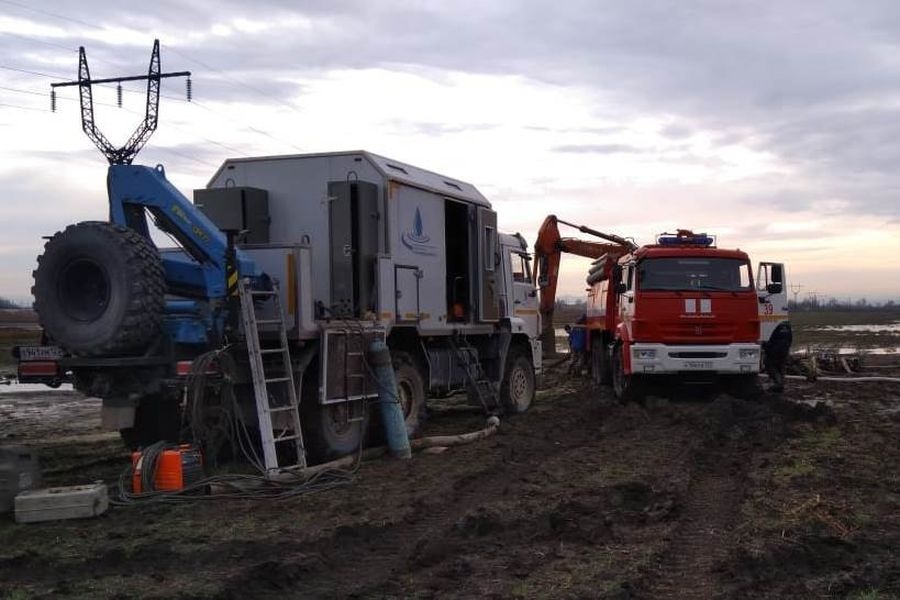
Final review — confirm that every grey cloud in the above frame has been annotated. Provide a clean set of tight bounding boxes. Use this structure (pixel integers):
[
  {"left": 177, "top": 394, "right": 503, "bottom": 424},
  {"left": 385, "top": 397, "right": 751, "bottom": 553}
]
[{"left": 553, "top": 143, "right": 644, "bottom": 154}]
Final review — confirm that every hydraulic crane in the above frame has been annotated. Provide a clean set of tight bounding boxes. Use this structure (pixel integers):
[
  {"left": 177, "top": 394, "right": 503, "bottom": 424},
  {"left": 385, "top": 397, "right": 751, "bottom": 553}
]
[{"left": 533, "top": 215, "right": 635, "bottom": 353}]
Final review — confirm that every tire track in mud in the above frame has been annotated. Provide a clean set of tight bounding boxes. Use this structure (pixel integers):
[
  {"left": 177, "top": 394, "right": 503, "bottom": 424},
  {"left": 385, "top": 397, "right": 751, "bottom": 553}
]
[
  {"left": 629, "top": 395, "right": 794, "bottom": 600},
  {"left": 634, "top": 445, "right": 749, "bottom": 600}
]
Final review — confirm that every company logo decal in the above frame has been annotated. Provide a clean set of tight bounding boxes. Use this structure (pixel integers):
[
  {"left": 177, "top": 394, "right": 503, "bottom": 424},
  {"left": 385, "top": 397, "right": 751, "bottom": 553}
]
[{"left": 401, "top": 207, "right": 437, "bottom": 256}]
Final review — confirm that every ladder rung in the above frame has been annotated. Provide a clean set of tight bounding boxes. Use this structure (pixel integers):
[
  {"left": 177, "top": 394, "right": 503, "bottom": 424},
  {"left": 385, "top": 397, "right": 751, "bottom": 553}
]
[
  {"left": 274, "top": 433, "right": 301, "bottom": 443},
  {"left": 268, "top": 406, "right": 297, "bottom": 413},
  {"left": 265, "top": 377, "right": 291, "bottom": 384},
  {"left": 259, "top": 348, "right": 287, "bottom": 354},
  {"left": 256, "top": 319, "right": 282, "bottom": 325},
  {"left": 250, "top": 290, "right": 277, "bottom": 297}
]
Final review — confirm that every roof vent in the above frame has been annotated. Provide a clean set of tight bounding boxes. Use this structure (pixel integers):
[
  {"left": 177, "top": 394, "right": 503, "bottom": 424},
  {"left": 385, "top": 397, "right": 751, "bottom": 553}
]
[
  {"left": 386, "top": 163, "right": 408, "bottom": 175},
  {"left": 444, "top": 180, "right": 462, "bottom": 191}
]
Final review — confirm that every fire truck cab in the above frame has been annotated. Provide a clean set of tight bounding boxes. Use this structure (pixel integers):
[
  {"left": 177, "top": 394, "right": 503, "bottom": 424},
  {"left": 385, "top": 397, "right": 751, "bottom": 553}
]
[{"left": 587, "top": 231, "right": 786, "bottom": 400}]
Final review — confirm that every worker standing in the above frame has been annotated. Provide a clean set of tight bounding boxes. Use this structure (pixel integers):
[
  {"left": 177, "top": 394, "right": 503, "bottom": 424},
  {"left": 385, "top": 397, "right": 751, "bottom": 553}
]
[
  {"left": 763, "top": 322, "right": 793, "bottom": 393},
  {"left": 566, "top": 316, "right": 588, "bottom": 376}
]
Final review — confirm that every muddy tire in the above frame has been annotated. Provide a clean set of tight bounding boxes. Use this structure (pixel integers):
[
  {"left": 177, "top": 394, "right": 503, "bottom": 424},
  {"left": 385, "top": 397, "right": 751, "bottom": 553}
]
[
  {"left": 612, "top": 344, "right": 644, "bottom": 403},
  {"left": 591, "top": 337, "right": 611, "bottom": 385},
  {"left": 119, "top": 395, "right": 181, "bottom": 451},
  {"left": 501, "top": 347, "right": 535, "bottom": 414},
  {"left": 33, "top": 221, "right": 164, "bottom": 356},
  {"left": 729, "top": 374, "right": 763, "bottom": 401},
  {"left": 393, "top": 353, "right": 427, "bottom": 437},
  {"left": 302, "top": 400, "right": 366, "bottom": 463}
]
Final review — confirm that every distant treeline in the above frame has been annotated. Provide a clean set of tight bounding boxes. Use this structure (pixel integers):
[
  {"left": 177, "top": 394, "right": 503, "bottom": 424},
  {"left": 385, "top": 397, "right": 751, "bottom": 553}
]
[
  {"left": 0, "top": 297, "right": 21, "bottom": 309},
  {"left": 789, "top": 298, "right": 900, "bottom": 312}
]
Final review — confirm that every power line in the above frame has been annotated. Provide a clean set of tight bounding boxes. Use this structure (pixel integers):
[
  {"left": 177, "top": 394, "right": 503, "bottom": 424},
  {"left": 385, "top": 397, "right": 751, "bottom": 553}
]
[
  {"left": 0, "top": 101, "right": 46, "bottom": 112},
  {"left": 163, "top": 45, "right": 304, "bottom": 115},
  {"left": 0, "top": 0, "right": 100, "bottom": 31},
  {"left": 1, "top": 1, "right": 304, "bottom": 116},
  {"left": 2, "top": 43, "right": 305, "bottom": 154}
]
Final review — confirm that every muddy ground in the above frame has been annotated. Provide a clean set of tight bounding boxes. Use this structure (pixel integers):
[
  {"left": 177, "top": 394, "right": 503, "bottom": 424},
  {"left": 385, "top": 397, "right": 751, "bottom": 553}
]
[{"left": 1, "top": 361, "right": 899, "bottom": 599}]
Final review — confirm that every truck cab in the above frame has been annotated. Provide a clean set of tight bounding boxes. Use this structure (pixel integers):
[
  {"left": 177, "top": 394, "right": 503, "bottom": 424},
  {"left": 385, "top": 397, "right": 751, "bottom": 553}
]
[{"left": 587, "top": 231, "right": 783, "bottom": 401}]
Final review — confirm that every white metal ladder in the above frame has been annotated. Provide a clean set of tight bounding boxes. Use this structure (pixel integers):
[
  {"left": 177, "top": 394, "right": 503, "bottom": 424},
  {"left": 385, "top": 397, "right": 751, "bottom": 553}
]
[{"left": 238, "top": 278, "right": 307, "bottom": 474}]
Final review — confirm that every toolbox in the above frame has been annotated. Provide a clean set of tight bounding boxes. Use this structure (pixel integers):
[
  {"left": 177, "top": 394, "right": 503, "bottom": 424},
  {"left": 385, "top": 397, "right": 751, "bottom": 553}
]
[{"left": 14, "top": 483, "right": 109, "bottom": 523}]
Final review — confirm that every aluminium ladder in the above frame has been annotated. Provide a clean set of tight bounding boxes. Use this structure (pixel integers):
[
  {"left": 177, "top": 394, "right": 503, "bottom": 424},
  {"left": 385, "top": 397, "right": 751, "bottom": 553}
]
[
  {"left": 238, "top": 278, "right": 307, "bottom": 474},
  {"left": 449, "top": 334, "right": 501, "bottom": 415}
]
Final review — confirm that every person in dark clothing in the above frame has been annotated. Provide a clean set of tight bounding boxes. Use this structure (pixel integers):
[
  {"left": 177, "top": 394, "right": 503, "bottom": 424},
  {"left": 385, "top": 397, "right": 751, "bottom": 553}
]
[
  {"left": 566, "top": 316, "right": 588, "bottom": 376},
  {"left": 762, "top": 322, "right": 792, "bottom": 393}
]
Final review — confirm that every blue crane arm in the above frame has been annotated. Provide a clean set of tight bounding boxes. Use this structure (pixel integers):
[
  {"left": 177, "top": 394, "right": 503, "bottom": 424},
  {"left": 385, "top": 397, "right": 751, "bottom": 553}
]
[{"left": 106, "top": 164, "right": 258, "bottom": 299}]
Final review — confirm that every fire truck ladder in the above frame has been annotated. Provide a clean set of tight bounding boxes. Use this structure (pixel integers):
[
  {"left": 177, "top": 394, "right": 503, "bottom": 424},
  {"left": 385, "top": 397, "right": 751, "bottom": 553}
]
[
  {"left": 238, "top": 278, "right": 307, "bottom": 474},
  {"left": 449, "top": 334, "right": 501, "bottom": 415}
]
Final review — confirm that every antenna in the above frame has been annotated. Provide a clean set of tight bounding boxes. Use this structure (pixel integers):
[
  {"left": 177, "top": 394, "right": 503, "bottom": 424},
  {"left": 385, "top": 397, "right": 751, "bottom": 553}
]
[{"left": 50, "top": 39, "right": 191, "bottom": 165}]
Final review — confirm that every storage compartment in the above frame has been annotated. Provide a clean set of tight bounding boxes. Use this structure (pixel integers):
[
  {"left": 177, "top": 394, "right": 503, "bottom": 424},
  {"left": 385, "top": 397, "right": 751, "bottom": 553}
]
[
  {"left": 193, "top": 186, "right": 270, "bottom": 243},
  {"left": 15, "top": 483, "right": 108, "bottom": 523},
  {"left": 0, "top": 445, "right": 40, "bottom": 514}
]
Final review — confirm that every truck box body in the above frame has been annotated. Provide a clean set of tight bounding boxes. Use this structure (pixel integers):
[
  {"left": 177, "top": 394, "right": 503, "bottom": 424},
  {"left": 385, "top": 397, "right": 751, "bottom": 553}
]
[{"left": 200, "top": 151, "right": 505, "bottom": 339}]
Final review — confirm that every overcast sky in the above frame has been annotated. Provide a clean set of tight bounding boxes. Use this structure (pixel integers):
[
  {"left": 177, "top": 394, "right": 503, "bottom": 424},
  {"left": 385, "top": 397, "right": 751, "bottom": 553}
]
[{"left": 1, "top": 0, "right": 899, "bottom": 303}]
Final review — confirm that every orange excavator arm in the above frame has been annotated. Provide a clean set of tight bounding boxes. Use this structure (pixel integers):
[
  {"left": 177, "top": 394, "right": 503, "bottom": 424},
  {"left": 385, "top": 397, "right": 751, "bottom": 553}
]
[{"left": 534, "top": 215, "right": 635, "bottom": 351}]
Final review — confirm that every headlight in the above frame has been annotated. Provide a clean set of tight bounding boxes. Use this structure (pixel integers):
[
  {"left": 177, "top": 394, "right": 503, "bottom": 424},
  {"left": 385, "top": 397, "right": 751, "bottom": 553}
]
[
  {"left": 739, "top": 348, "right": 759, "bottom": 359},
  {"left": 634, "top": 349, "right": 656, "bottom": 360}
]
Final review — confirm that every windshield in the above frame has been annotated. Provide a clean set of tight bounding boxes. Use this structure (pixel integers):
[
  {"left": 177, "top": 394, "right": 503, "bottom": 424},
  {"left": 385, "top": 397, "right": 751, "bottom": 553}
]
[{"left": 638, "top": 257, "right": 752, "bottom": 292}]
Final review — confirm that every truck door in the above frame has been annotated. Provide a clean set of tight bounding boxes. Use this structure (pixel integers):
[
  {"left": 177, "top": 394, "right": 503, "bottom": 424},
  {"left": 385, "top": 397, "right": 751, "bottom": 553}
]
[
  {"left": 328, "top": 181, "right": 380, "bottom": 318},
  {"left": 395, "top": 265, "right": 421, "bottom": 322},
  {"left": 476, "top": 207, "right": 500, "bottom": 322},
  {"left": 508, "top": 248, "right": 539, "bottom": 338},
  {"left": 756, "top": 262, "right": 789, "bottom": 342}
]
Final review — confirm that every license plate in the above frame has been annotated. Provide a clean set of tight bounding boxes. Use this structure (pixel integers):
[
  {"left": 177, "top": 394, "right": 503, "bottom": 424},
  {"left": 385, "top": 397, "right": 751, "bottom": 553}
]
[
  {"left": 682, "top": 360, "right": 713, "bottom": 369},
  {"left": 16, "top": 345, "right": 65, "bottom": 361}
]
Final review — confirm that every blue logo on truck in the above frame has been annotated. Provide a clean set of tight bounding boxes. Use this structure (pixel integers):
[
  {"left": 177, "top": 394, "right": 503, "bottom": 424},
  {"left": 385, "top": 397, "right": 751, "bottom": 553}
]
[{"left": 401, "top": 207, "right": 437, "bottom": 256}]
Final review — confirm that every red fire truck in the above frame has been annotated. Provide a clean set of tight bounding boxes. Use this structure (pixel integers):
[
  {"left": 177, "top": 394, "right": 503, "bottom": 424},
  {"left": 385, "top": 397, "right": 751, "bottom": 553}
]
[{"left": 536, "top": 218, "right": 787, "bottom": 401}]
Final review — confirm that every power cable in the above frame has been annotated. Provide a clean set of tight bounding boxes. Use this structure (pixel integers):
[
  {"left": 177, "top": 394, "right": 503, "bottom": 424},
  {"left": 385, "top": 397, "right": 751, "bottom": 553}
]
[
  {"left": 0, "top": 3, "right": 308, "bottom": 153},
  {"left": 0, "top": 101, "right": 45, "bottom": 112}
]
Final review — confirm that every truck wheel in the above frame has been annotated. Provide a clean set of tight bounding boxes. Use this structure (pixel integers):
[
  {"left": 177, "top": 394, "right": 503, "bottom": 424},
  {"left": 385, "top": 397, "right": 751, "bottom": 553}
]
[
  {"left": 33, "top": 221, "right": 164, "bottom": 356},
  {"left": 612, "top": 344, "right": 643, "bottom": 403},
  {"left": 302, "top": 400, "right": 366, "bottom": 463},
  {"left": 730, "top": 374, "right": 762, "bottom": 401},
  {"left": 393, "top": 353, "right": 427, "bottom": 437},
  {"left": 501, "top": 347, "right": 535, "bottom": 414},
  {"left": 591, "top": 337, "right": 611, "bottom": 385},
  {"left": 119, "top": 396, "right": 181, "bottom": 450}
]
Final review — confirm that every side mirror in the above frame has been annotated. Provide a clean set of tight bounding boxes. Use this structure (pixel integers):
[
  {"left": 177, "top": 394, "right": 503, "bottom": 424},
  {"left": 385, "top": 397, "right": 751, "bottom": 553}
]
[
  {"left": 766, "top": 283, "right": 782, "bottom": 294},
  {"left": 613, "top": 265, "right": 623, "bottom": 280},
  {"left": 615, "top": 282, "right": 627, "bottom": 294}
]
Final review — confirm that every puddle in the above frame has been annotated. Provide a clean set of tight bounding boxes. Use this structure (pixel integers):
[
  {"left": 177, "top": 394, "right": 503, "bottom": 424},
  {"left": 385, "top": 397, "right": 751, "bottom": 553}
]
[
  {"left": 0, "top": 383, "right": 74, "bottom": 394},
  {"left": 794, "top": 346, "right": 900, "bottom": 355},
  {"left": 810, "top": 322, "right": 900, "bottom": 333}
]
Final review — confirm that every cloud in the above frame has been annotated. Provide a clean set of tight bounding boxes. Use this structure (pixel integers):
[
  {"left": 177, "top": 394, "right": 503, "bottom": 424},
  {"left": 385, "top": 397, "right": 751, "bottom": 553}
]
[
  {"left": 2, "top": 1, "right": 900, "bottom": 299},
  {"left": 553, "top": 144, "right": 644, "bottom": 154}
]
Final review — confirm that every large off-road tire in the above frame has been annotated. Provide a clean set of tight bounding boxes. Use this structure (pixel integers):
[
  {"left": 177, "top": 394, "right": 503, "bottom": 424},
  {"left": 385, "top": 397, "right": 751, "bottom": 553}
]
[
  {"left": 393, "top": 352, "right": 427, "bottom": 437},
  {"left": 612, "top": 344, "right": 644, "bottom": 404},
  {"left": 591, "top": 337, "right": 611, "bottom": 385},
  {"left": 500, "top": 347, "right": 535, "bottom": 414},
  {"left": 33, "top": 221, "right": 165, "bottom": 356}
]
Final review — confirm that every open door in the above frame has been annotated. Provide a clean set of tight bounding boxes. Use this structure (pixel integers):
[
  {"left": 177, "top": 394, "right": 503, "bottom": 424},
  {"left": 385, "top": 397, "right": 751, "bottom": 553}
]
[
  {"left": 756, "top": 262, "right": 789, "bottom": 342},
  {"left": 476, "top": 207, "right": 500, "bottom": 321}
]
